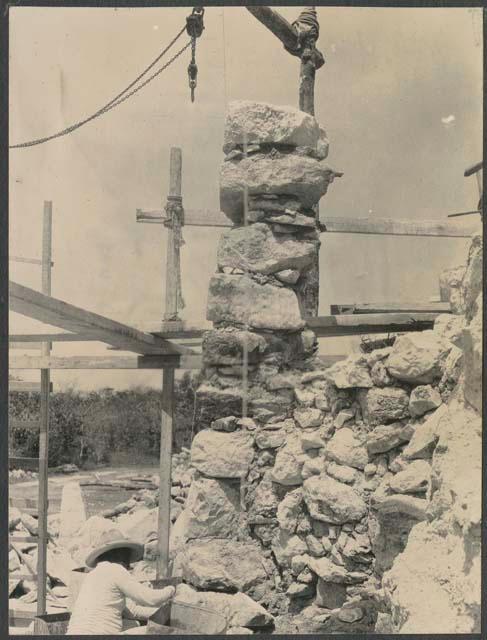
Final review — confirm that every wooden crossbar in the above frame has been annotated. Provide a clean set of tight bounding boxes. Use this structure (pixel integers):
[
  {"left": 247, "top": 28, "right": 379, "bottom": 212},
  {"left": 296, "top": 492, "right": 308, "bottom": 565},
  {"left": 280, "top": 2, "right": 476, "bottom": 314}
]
[
  {"left": 330, "top": 302, "right": 451, "bottom": 315},
  {"left": 9, "top": 281, "right": 191, "bottom": 356},
  {"left": 10, "top": 332, "right": 102, "bottom": 343},
  {"left": 9, "top": 354, "right": 202, "bottom": 370},
  {"left": 308, "top": 312, "right": 438, "bottom": 337},
  {"left": 137, "top": 208, "right": 476, "bottom": 237},
  {"left": 9, "top": 381, "right": 50, "bottom": 392}
]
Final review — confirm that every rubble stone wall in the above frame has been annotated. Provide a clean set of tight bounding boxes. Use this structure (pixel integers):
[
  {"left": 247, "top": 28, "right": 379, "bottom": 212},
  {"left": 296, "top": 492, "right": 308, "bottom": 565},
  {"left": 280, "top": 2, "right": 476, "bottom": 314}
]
[{"left": 170, "top": 103, "right": 482, "bottom": 635}]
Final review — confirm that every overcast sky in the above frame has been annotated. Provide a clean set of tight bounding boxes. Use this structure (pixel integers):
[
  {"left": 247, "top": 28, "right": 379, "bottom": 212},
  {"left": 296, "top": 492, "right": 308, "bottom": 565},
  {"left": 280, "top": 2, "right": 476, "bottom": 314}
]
[{"left": 9, "top": 5, "right": 482, "bottom": 390}]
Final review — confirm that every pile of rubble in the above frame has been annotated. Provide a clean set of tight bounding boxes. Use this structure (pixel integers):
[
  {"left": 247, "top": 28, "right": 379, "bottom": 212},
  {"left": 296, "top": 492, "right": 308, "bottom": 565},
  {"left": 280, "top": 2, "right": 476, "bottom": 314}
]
[{"left": 9, "top": 469, "right": 38, "bottom": 483}]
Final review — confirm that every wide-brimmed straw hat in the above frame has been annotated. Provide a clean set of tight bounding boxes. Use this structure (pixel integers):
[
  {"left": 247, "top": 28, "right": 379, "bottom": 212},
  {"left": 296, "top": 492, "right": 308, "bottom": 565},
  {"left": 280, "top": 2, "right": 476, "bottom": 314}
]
[{"left": 85, "top": 528, "right": 144, "bottom": 569}]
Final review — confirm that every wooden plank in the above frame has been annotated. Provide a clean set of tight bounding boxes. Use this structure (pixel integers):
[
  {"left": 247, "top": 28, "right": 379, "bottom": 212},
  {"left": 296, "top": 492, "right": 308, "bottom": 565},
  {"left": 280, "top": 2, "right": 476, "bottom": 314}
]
[
  {"left": 10, "top": 332, "right": 101, "bottom": 343},
  {"left": 246, "top": 6, "right": 300, "bottom": 53},
  {"left": 9, "top": 381, "right": 43, "bottom": 392},
  {"left": 9, "top": 354, "right": 203, "bottom": 370},
  {"left": 330, "top": 302, "right": 451, "bottom": 315},
  {"left": 9, "top": 419, "right": 39, "bottom": 429},
  {"left": 138, "top": 208, "right": 476, "bottom": 237},
  {"left": 10, "top": 255, "right": 43, "bottom": 265},
  {"left": 9, "top": 536, "right": 38, "bottom": 544},
  {"left": 9, "top": 457, "right": 39, "bottom": 471},
  {"left": 9, "top": 497, "right": 38, "bottom": 509},
  {"left": 10, "top": 342, "right": 43, "bottom": 350},
  {"left": 9, "top": 281, "right": 188, "bottom": 355},
  {"left": 320, "top": 216, "right": 476, "bottom": 238},
  {"left": 157, "top": 368, "right": 174, "bottom": 579},
  {"left": 164, "top": 148, "right": 182, "bottom": 321},
  {"left": 307, "top": 312, "right": 438, "bottom": 337}
]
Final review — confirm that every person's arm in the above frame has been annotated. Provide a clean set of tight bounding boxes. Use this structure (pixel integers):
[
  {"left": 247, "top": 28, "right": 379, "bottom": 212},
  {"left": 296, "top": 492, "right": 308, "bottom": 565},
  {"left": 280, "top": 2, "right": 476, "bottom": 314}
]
[
  {"left": 112, "top": 564, "right": 175, "bottom": 608},
  {"left": 123, "top": 599, "right": 158, "bottom": 621}
]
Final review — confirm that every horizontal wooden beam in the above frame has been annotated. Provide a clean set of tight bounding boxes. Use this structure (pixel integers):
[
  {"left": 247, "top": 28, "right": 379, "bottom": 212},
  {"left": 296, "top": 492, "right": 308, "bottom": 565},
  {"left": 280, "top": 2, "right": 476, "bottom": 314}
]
[
  {"left": 9, "top": 354, "right": 203, "bottom": 370},
  {"left": 137, "top": 208, "right": 475, "bottom": 237},
  {"left": 9, "top": 536, "right": 38, "bottom": 544},
  {"left": 9, "top": 281, "right": 189, "bottom": 356},
  {"left": 246, "top": 6, "right": 300, "bottom": 53},
  {"left": 9, "top": 381, "right": 48, "bottom": 392},
  {"left": 320, "top": 216, "right": 475, "bottom": 238},
  {"left": 307, "top": 312, "right": 438, "bottom": 337},
  {"left": 9, "top": 456, "right": 39, "bottom": 470},
  {"left": 10, "top": 255, "right": 53, "bottom": 266},
  {"left": 10, "top": 332, "right": 102, "bottom": 343},
  {"left": 330, "top": 302, "right": 451, "bottom": 315}
]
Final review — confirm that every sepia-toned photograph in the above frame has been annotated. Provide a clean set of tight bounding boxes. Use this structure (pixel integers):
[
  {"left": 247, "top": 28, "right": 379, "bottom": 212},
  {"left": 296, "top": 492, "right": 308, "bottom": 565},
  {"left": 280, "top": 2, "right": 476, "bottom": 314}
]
[{"left": 5, "top": 2, "right": 483, "bottom": 636}]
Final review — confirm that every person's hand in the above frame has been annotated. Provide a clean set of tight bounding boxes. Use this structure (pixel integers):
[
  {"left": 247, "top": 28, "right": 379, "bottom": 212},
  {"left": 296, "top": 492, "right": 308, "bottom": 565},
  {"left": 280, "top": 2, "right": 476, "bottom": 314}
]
[{"left": 160, "top": 585, "right": 176, "bottom": 603}]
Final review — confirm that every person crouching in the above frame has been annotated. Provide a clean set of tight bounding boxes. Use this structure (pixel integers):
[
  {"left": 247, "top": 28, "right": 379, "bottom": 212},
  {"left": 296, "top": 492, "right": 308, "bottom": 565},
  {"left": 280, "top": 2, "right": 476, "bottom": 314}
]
[{"left": 67, "top": 529, "right": 175, "bottom": 635}]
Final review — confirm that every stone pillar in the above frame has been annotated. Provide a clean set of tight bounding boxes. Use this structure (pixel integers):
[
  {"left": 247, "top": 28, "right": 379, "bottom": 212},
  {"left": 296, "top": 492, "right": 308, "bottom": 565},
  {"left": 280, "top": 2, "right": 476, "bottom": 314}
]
[{"left": 196, "top": 101, "right": 340, "bottom": 427}]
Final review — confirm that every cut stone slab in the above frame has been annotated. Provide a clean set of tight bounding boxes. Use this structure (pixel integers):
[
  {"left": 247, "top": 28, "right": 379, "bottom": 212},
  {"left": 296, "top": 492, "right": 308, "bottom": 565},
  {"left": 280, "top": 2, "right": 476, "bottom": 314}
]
[
  {"left": 202, "top": 329, "right": 266, "bottom": 365},
  {"left": 177, "top": 539, "right": 268, "bottom": 592},
  {"left": 324, "top": 355, "right": 373, "bottom": 389},
  {"left": 220, "top": 154, "right": 335, "bottom": 224},
  {"left": 408, "top": 385, "right": 442, "bottom": 417},
  {"left": 191, "top": 429, "right": 254, "bottom": 478},
  {"left": 326, "top": 428, "right": 368, "bottom": 470},
  {"left": 389, "top": 460, "right": 431, "bottom": 494},
  {"left": 223, "top": 100, "right": 325, "bottom": 151},
  {"left": 217, "top": 223, "right": 317, "bottom": 275},
  {"left": 359, "top": 387, "right": 410, "bottom": 425},
  {"left": 303, "top": 475, "right": 367, "bottom": 524},
  {"left": 207, "top": 274, "right": 304, "bottom": 332},
  {"left": 366, "top": 422, "right": 413, "bottom": 455},
  {"left": 386, "top": 331, "right": 452, "bottom": 384}
]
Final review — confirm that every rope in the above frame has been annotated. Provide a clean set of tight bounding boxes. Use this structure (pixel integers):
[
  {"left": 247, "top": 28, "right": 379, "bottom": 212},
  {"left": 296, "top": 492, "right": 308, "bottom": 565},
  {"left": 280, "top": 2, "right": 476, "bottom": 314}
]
[{"left": 10, "top": 26, "right": 188, "bottom": 149}]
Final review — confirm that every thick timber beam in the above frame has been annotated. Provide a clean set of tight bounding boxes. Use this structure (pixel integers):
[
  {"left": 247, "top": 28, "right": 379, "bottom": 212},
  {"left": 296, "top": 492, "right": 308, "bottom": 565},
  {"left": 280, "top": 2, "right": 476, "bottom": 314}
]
[
  {"left": 9, "top": 281, "right": 189, "bottom": 355},
  {"left": 331, "top": 302, "right": 451, "bottom": 315},
  {"left": 246, "top": 6, "right": 300, "bottom": 53},
  {"left": 308, "top": 312, "right": 438, "bottom": 337},
  {"left": 9, "top": 354, "right": 203, "bottom": 370}
]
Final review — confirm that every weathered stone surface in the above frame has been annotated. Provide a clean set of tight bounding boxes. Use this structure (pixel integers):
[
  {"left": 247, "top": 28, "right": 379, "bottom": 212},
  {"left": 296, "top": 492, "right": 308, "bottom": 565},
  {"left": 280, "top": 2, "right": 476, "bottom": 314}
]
[
  {"left": 402, "top": 405, "right": 447, "bottom": 459},
  {"left": 366, "top": 422, "right": 412, "bottom": 454},
  {"left": 389, "top": 460, "right": 431, "bottom": 494},
  {"left": 217, "top": 223, "right": 317, "bottom": 275},
  {"left": 371, "top": 493, "right": 428, "bottom": 520},
  {"left": 59, "top": 482, "right": 87, "bottom": 547},
  {"left": 271, "top": 433, "right": 305, "bottom": 486},
  {"left": 370, "top": 360, "right": 393, "bottom": 387},
  {"left": 223, "top": 100, "right": 325, "bottom": 152},
  {"left": 335, "top": 409, "right": 355, "bottom": 428},
  {"left": 358, "top": 387, "right": 409, "bottom": 425},
  {"left": 178, "top": 475, "right": 240, "bottom": 544},
  {"left": 294, "top": 387, "right": 316, "bottom": 407},
  {"left": 408, "top": 385, "right": 442, "bottom": 417},
  {"left": 249, "top": 471, "right": 280, "bottom": 518},
  {"left": 303, "top": 475, "right": 367, "bottom": 524},
  {"left": 324, "top": 355, "right": 373, "bottom": 389},
  {"left": 326, "top": 461, "right": 360, "bottom": 485},
  {"left": 433, "top": 314, "right": 465, "bottom": 344},
  {"left": 220, "top": 154, "right": 335, "bottom": 223},
  {"left": 306, "top": 555, "right": 367, "bottom": 584},
  {"left": 266, "top": 373, "right": 298, "bottom": 390},
  {"left": 439, "top": 265, "right": 466, "bottom": 314},
  {"left": 315, "top": 579, "right": 347, "bottom": 608},
  {"left": 196, "top": 385, "right": 243, "bottom": 430},
  {"left": 255, "top": 429, "right": 286, "bottom": 449},
  {"left": 463, "top": 300, "right": 482, "bottom": 413},
  {"left": 300, "top": 429, "right": 325, "bottom": 450},
  {"left": 294, "top": 407, "right": 323, "bottom": 429},
  {"left": 202, "top": 329, "right": 266, "bottom": 365},
  {"left": 231, "top": 592, "right": 275, "bottom": 629},
  {"left": 461, "top": 232, "right": 482, "bottom": 322},
  {"left": 386, "top": 331, "right": 452, "bottom": 384},
  {"left": 191, "top": 430, "right": 254, "bottom": 478},
  {"left": 211, "top": 416, "right": 239, "bottom": 432},
  {"left": 326, "top": 428, "right": 368, "bottom": 470},
  {"left": 276, "top": 269, "right": 301, "bottom": 284},
  {"left": 277, "top": 488, "right": 303, "bottom": 533},
  {"left": 207, "top": 274, "right": 304, "bottom": 331},
  {"left": 272, "top": 530, "right": 308, "bottom": 568},
  {"left": 177, "top": 539, "right": 268, "bottom": 592}
]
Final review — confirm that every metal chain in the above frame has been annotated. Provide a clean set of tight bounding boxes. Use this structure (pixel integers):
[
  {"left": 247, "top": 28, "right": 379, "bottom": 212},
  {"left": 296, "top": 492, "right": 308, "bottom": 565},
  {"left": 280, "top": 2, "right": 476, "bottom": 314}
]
[{"left": 10, "top": 26, "right": 189, "bottom": 149}]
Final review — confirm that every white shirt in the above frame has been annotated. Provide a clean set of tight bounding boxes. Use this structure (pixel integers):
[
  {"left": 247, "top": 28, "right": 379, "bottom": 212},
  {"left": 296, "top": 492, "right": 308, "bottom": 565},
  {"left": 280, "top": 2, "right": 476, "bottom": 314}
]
[{"left": 67, "top": 562, "right": 168, "bottom": 635}]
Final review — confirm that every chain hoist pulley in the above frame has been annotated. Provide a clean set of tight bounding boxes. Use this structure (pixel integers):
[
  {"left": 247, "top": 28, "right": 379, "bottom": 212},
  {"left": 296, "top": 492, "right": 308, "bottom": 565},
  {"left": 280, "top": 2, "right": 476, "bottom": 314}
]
[{"left": 186, "top": 7, "right": 205, "bottom": 102}]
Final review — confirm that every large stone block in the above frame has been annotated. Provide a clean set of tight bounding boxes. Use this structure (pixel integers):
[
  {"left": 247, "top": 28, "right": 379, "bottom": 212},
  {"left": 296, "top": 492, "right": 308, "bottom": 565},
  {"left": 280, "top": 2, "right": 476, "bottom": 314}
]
[
  {"left": 359, "top": 387, "right": 410, "bottom": 425},
  {"left": 190, "top": 429, "right": 254, "bottom": 478},
  {"left": 217, "top": 223, "right": 317, "bottom": 275},
  {"left": 176, "top": 539, "right": 268, "bottom": 592},
  {"left": 324, "top": 355, "right": 373, "bottom": 389},
  {"left": 386, "top": 331, "right": 452, "bottom": 384},
  {"left": 326, "top": 427, "right": 368, "bottom": 470},
  {"left": 202, "top": 329, "right": 267, "bottom": 365},
  {"left": 271, "top": 433, "right": 305, "bottom": 486},
  {"left": 220, "top": 154, "right": 335, "bottom": 224},
  {"left": 207, "top": 274, "right": 304, "bottom": 331},
  {"left": 223, "top": 100, "right": 327, "bottom": 153},
  {"left": 389, "top": 460, "right": 431, "bottom": 494},
  {"left": 195, "top": 384, "right": 243, "bottom": 430},
  {"left": 303, "top": 474, "right": 367, "bottom": 524}
]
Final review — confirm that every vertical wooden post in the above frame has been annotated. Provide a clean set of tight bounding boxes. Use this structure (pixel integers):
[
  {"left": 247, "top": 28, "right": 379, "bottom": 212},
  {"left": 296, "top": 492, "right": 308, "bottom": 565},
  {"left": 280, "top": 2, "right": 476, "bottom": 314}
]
[
  {"left": 37, "top": 201, "right": 52, "bottom": 615},
  {"left": 157, "top": 148, "right": 181, "bottom": 578},
  {"left": 164, "top": 148, "right": 182, "bottom": 321},
  {"left": 157, "top": 367, "right": 174, "bottom": 578},
  {"left": 299, "top": 58, "right": 316, "bottom": 116}
]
